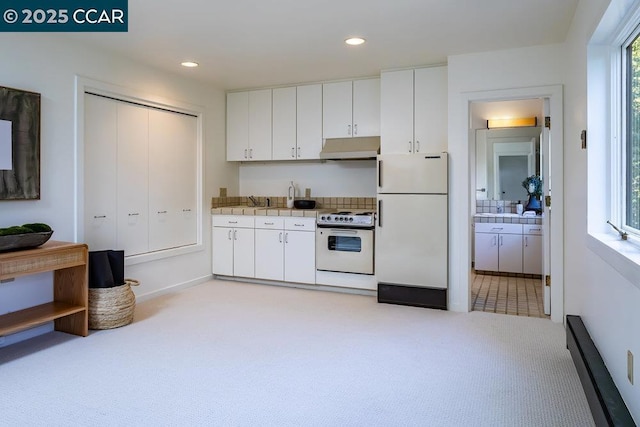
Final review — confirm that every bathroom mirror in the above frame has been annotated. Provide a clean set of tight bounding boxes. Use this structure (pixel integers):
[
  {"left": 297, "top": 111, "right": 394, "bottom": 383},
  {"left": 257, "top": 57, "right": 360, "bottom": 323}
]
[{"left": 475, "top": 127, "right": 541, "bottom": 201}]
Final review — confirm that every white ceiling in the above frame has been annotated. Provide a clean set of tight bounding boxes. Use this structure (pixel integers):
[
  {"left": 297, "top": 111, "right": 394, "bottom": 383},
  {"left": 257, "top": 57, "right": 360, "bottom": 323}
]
[{"left": 65, "top": 0, "right": 579, "bottom": 90}]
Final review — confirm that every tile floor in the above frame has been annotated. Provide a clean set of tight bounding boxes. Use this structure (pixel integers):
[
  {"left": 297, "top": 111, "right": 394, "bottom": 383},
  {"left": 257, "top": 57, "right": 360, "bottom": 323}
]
[{"left": 471, "top": 272, "right": 548, "bottom": 318}]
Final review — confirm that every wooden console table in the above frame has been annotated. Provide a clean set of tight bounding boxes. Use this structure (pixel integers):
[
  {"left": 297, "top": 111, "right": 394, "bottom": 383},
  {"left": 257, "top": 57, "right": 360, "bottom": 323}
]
[{"left": 0, "top": 241, "right": 88, "bottom": 337}]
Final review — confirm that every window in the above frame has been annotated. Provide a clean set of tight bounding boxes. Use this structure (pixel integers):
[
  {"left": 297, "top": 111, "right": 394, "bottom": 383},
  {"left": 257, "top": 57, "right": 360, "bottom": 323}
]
[{"left": 626, "top": 33, "right": 640, "bottom": 233}]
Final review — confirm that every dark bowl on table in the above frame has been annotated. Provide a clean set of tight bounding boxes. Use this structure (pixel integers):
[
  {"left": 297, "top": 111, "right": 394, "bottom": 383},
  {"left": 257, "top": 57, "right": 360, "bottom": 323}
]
[{"left": 293, "top": 200, "right": 316, "bottom": 209}]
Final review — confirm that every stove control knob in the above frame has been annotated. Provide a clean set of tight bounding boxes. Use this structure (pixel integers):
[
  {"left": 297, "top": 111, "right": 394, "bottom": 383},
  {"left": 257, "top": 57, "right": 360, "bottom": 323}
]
[{"left": 320, "top": 216, "right": 325, "bottom": 220}]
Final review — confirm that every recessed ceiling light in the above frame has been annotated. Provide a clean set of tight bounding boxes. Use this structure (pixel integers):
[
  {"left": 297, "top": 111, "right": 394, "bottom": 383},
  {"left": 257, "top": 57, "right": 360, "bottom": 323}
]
[
  {"left": 345, "top": 37, "right": 366, "bottom": 46},
  {"left": 181, "top": 61, "right": 199, "bottom": 68}
]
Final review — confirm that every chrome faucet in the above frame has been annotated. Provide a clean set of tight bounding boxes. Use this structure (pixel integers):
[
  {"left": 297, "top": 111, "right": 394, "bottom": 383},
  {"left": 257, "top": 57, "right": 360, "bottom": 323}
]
[{"left": 248, "top": 195, "right": 260, "bottom": 207}]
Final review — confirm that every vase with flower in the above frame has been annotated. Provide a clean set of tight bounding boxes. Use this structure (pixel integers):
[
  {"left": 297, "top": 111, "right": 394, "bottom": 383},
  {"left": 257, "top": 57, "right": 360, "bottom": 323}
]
[{"left": 522, "top": 175, "right": 543, "bottom": 214}]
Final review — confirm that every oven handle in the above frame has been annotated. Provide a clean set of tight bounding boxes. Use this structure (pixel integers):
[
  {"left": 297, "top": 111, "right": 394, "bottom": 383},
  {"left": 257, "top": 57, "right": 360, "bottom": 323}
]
[{"left": 326, "top": 229, "right": 359, "bottom": 234}]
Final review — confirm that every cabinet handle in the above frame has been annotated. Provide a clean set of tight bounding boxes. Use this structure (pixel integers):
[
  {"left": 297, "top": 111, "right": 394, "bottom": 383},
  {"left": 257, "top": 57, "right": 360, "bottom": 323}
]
[
  {"left": 492, "top": 236, "right": 497, "bottom": 246},
  {"left": 297, "top": 147, "right": 300, "bottom": 158},
  {"left": 354, "top": 124, "right": 358, "bottom": 135},
  {"left": 244, "top": 148, "right": 248, "bottom": 159},
  {"left": 265, "top": 222, "right": 274, "bottom": 225},
  {"left": 234, "top": 230, "right": 238, "bottom": 240},
  {"left": 348, "top": 124, "right": 352, "bottom": 136},
  {"left": 228, "top": 230, "right": 232, "bottom": 240},
  {"left": 128, "top": 213, "right": 139, "bottom": 216},
  {"left": 157, "top": 211, "right": 167, "bottom": 214},
  {"left": 294, "top": 223, "right": 304, "bottom": 227},
  {"left": 416, "top": 140, "right": 420, "bottom": 152},
  {"left": 94, "top": 215, "right": 106, "bottom": 219},
  {"left": 291, "top": 147, "right": 295, "bottom": 158},
  {"left": 408, "top": 141, "right": 412, "bottom": 152},
  {"left": 491, "top": 227, "right": 503, "bottom": 231},
  {"left": 228, "top": 221, "right": 238, "bottom": 224},
  {"left": 279, "top": 232, "right": 283, "bottom": 243},
  {"left": 285, "top": 232, "right": 289, "bottom": 243},
  {"left": 499, "top": 236, "right": 503, "bottom": 246},
  {"left": 249, "top": 148, "right": 253, "bottom": 159},
  {"left": 530, "top": 228, "right": 541, "bottom": 232},
  {"left": 183, "top": 209, "right": 191, "bottom": 212},
  {"left": 525, "top": 236, "right": 528, "bottom": 247}
]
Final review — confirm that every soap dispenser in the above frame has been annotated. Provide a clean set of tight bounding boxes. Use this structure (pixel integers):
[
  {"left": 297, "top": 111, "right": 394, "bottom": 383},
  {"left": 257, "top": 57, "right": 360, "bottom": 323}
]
[{"left": 286, "top": 181, "right": 295, "bottom": 208}]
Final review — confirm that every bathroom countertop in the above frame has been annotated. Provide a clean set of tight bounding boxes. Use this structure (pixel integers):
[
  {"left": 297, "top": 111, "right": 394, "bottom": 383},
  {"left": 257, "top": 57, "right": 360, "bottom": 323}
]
[{"left": 473, "top": 212, "right": 543, "bottom": 225}]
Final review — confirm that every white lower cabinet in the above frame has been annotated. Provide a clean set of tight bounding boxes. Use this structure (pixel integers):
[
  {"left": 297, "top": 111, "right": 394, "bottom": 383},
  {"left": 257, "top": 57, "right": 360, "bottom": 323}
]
[
  {"left": 255, "top": 217, "right": 285, "bottom": 281},
  {"left": 474, "top": 222, "right": 543, "bottom": 275},
  {"left": 283, "top": 218, "right": 316, "bottom": 284},
  {"left": 474, "top": 223, "right": 523, "bottom": 274},
  {"left": 523, "top": 225, "right": 543, "bottom": 275},
  {"left": 215, "top": 215, "right": 316, "bottom": 285},
  {"left": 212, "top": 216, "right": 255, "bottom": 278}
]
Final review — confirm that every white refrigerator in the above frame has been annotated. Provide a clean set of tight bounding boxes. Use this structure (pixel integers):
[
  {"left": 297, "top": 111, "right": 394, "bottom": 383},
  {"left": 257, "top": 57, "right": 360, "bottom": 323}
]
[{"left": 376, "top": 153, "right": 448, "bottom": 309}]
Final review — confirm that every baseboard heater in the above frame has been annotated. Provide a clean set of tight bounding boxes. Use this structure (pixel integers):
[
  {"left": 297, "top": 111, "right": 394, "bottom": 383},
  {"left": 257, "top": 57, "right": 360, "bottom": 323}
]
[
  {"left": 565, "top": 315, "right": 635, "bottom": 426},
  {"left": 377, "top": 283, "right": 447, "bottom": 310}
]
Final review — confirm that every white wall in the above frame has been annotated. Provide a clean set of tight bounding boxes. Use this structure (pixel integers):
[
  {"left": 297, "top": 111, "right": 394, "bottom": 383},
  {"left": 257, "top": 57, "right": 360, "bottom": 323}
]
[
  {"left": 565, "top": 0, "right": 640, "bottom": 419},
  {"left": 0, "top": 33, "right": 236, "bottom": 345},
  {"left": 447, "top": 43, "right": 565, "bottom": 314},
  {"left": 239, "top": 161, "right": 376, "bottom": 197}
]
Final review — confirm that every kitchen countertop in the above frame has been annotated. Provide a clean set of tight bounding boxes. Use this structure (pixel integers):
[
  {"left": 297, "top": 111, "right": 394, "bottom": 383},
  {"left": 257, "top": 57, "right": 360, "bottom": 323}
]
[{"left": 211, "top": 206, "right": 331, "bottom": 217}]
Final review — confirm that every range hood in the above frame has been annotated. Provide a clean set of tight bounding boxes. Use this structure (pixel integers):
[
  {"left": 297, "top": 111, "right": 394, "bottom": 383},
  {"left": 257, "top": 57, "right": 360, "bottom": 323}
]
[{"left": 319, "top": 136, "right": 380, "bottom": 160}]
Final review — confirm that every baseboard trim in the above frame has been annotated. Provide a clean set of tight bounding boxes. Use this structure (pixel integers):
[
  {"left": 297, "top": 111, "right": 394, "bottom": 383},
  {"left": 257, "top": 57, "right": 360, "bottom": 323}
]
[
  {"left": 135, "top": 275, "right": 212, "bottom": 303},
  {"left": 566, "top": 315, "right": 635, "bottom": 426},
  {"left": 377, "top": 283, "right": 447, "bottom": 310}
]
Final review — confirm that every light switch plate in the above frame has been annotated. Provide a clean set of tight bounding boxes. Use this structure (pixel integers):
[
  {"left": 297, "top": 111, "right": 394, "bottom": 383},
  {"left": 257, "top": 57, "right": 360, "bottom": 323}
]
[{"left": 628, "top": 350, "right": 634, "bottom": 385}]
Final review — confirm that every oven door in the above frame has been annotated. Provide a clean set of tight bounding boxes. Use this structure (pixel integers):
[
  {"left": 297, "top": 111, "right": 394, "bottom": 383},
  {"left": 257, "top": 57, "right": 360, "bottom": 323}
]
[{"left": 316, "top": 227, "right": 374, "bottom": 275}]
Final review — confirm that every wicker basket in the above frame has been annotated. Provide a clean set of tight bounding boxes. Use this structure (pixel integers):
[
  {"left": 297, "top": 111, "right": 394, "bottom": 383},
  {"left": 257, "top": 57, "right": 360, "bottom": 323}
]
[{"left": 88, "top": 279, "right": 139, "bottom": 330}]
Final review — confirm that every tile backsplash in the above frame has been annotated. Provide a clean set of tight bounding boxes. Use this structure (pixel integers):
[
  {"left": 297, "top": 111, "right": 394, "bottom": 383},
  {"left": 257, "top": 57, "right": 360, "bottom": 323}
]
[
  {"left": 476, "top": 199, "right": 527, "bottom": 214},
  {"left": 211, "top": 196, "right": 376, "bottom": 210}
]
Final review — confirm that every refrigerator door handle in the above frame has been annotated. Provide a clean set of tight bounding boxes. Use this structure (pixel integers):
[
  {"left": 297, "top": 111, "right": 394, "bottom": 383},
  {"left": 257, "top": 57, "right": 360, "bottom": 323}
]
[{"left": 378, "top": 200, "right": 382, "bottom": 227}]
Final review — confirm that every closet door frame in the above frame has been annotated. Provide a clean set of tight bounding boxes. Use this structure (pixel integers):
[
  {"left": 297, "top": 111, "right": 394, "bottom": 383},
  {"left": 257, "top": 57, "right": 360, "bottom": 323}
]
[{"left": 75, "top": 76, "right": 204, "bottom": 266}]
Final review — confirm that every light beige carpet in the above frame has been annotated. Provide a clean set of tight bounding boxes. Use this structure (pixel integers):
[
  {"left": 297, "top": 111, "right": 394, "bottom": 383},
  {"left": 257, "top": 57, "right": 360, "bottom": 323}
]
[{"left": 0, "top": 279, "right": 593, "bottom": 426}]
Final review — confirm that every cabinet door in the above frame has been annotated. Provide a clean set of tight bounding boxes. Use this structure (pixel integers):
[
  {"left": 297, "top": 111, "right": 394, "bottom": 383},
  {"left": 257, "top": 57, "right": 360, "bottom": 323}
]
[
  {"left": 474, "top": 232, "right": 499, "bottom": 272},
  {"left": 233, "top": 227, "right": 255, "bottom": 278},
  {"left": 380, "top": 70, "right": 415, "bottom": 154},
  {"left": 148, "top": 109, "right": 198, "bottom": 251},
  {"left": 414, "top": 66, "right": 448, "bottom": 153},
  {"left": 284, "top": 230, "right": 316, "bottom": 284},
  {"left": 248, "top": 89, "right": 272, "bottom": 160},
  {"left": 296, "top": 84, "right": 323, "bottom": 160},
  {"left": 255, "top": 229, "right": 284, "bottom": 280},
  {"left": 212, "top": 227, "right": 234, "bottom": 275},
  {"left": 352, "top": 78, "right": 380, "bottom": 137},
  {"left": 116, "top": 102, "right": 149, "bottom": 256},
  {"left": 84, "top": 94, "right": 117, "bottom": 251},
  {"left": 523, "top": 234, "right": 543, "bottom": 275},
  {"left": 272, "top": 87, "right": 297, "bottom": 160},
  {"left": 226, "top": 91, "right": 249, "bottom": 161},
  {"left": 498, "top": 233, "right": 523, "bottom": 273},
  {"left": 323, "top": 81, "right": 353, "bottom": 138}
]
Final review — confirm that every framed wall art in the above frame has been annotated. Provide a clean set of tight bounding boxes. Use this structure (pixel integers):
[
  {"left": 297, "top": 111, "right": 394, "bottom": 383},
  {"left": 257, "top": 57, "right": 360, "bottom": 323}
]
[{"left": 0, "top": 86, "right": 41, "bottom": 200}]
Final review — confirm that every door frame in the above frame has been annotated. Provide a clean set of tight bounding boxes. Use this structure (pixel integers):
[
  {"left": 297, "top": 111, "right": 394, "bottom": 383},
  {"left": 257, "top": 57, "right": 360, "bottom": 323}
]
[{"left": 459, "top": 85, "right": 564, "bottom": 323}]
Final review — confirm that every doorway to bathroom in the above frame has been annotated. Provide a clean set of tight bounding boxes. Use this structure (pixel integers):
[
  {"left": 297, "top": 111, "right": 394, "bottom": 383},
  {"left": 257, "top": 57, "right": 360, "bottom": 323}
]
[{"left": 466, "top": 87, "right": 562, "bottom": 322}]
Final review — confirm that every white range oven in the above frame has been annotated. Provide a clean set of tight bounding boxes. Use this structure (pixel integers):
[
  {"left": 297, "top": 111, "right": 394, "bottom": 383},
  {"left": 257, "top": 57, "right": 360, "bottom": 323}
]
[{"left": 316, "top": 211, "right": 375, "bottom": 275}]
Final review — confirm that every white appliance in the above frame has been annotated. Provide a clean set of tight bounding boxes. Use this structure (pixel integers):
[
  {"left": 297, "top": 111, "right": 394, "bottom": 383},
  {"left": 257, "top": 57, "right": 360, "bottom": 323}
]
[
  {"left": 316, "top": 211, "right": 375, "bottom": 275},
  {"left": 376, "top": 153, "right": 448, "bottom": 309}
]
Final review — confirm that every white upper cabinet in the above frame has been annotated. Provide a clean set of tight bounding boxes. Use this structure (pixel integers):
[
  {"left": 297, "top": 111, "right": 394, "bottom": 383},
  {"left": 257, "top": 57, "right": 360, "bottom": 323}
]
[
  {"left": 296, "top": 84, "right": 323, "bottom": 160},
  {"left": 323, "top": 78, "right": 380, "bottom": 138},
  {"left": 352, "top": 78, "right": 380, "bottom": 137},
  {"left": 226, "top": 89, "right": 272, "bottom": 161},
  {"left": 248, "top": 89, "right": 272, "bottom": 160},
  {"left": 272, "top": 86, "right": 297, "bottom": 160},
  {"left": 226, "top": 91, "right": 249, "bottom": 161},
  {"left": 381, "top": 66, "right": 447, "bottom": 154}
]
